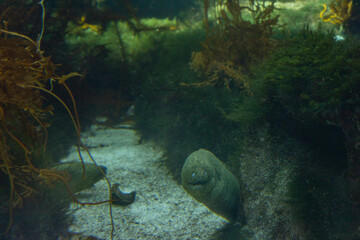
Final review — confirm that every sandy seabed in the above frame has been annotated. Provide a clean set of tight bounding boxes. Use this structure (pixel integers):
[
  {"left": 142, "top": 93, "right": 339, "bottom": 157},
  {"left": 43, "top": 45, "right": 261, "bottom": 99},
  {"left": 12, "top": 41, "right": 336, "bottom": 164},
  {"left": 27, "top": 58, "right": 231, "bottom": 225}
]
[{"left": 61, "top": 123, "right": 227, "bottom": 240}]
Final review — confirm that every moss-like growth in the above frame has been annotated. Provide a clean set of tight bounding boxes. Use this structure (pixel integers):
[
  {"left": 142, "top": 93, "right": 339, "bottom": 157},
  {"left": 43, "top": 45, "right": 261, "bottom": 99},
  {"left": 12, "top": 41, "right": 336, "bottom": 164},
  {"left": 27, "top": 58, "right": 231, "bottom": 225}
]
[
  {"left": 135, "top": 82, "right": 244, "bottom": 179},
  {"left": 257, "top": 29, "right": 358, "bottom": 115},
  {"left": 287, "top": 163, "right": 356, "bottom": 240},
  {"left": 245, "top": 27, "right": 360, "bottom": 216},
  {"left": 65, "top": 18, "right": 180, "bottom": 68},
  {"left": 245, "top": 27, "right": 360, "bottom": 145},
  {"left": 131, "top": 4, "right": 360, "bottom": 239},
  {"left": 64, "top": 17, "right": 198, "bottom": 123},
  {"left": 133, "top": 24, "right": 244, "bottom": 179},
  {"left": 274, "top": 0, "right": 336, "bottom": 34}
]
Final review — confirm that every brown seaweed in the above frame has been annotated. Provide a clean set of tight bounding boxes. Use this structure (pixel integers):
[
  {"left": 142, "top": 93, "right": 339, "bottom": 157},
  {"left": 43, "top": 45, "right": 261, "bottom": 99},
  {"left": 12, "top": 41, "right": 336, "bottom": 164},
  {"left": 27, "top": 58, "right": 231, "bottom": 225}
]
[
  {"left": 0, "top": 2, "right": 114, "bottom": 238},
  {"left": 190, "top": 0, "right": 281, "bottom": 91}
]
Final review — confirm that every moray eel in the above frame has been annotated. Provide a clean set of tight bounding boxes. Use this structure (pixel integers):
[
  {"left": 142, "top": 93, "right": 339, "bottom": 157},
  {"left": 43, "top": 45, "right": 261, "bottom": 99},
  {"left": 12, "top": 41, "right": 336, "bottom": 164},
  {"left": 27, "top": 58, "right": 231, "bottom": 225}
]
[
  {"left": 48, "top": 161, "right": 107, "bottom": 197},
  {"left": 181, "top": 149, "right": 242, "bottom": 222}
]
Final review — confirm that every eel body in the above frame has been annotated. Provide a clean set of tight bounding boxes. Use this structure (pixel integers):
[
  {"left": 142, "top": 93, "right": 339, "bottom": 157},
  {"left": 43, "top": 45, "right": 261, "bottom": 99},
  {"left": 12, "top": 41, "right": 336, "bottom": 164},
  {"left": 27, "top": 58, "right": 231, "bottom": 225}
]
[
  {"left": 181, "top": 149, "right": 242, "bottom": 222},
  {"left": 49, "top": 161, "right": 107, "bottom": 196}
]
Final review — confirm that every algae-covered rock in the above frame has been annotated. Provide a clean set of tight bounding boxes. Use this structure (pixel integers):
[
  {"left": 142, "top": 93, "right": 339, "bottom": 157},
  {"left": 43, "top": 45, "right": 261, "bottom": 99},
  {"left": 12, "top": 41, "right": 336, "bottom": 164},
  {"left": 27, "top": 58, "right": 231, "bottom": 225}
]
[{"left": 181, "top": 149, "right": 243, "bottom": 222}]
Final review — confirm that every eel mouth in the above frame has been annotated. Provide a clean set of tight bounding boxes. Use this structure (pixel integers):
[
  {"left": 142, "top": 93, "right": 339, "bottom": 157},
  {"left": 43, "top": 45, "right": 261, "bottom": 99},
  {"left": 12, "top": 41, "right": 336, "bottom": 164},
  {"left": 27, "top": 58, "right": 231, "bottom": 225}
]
[
  {"left": 189, "top": 179, "right": 209, "bottom": 186},
  {"left": 186, "top": 171, "right": 211, "bottom": 186}
]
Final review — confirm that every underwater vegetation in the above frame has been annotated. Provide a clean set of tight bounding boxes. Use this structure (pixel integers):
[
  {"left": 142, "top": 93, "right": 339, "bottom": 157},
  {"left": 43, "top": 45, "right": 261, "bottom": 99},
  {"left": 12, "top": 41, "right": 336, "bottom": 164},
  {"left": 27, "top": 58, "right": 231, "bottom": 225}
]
[
  {"left": 248, "top": 27, "right": 360, "bottom": 205},
  {"left": 0, "top": 2, "right": 116, "bottom": 239},
  {"left": 319, "top": 0, "right": 353, "bottom": 26},
  {"left": 190, "top": 0, "right": 281, "bottom": 90},
  {"left": 134, "top": 0, "right": 284, "bottom": 178},
  {"left": 0, "top": 0, "right": 43, "bottom": 40},
  {"left": 318, "top": 0, "right": 360, "bottom": 35},
  {"left": 250, "top": 28, "right": 360, "bottom": 123},
  {"left": 62, "top": 0, "right": 190, "bottom": 124},
  {"left": 135, "top": 73, "right": 244, "bottom": 179},
  {"left": 0, "top": 29, "right": 77, "bottom": 237},
  {"left": 1, "top": 0, "right": 357, "bottom": 238},
  {"left": 134, "top": 0, "right": 360, "bottom": 239}
]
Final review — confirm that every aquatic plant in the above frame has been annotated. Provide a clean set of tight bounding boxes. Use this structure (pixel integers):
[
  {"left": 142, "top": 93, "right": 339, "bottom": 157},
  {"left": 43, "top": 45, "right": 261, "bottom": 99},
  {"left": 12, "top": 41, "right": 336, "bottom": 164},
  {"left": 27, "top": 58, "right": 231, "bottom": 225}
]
[
  {"left": 0, "top": 22, "right": 59, "bottom": 231},
  {"left": 132, "top": 21, "right": 245, "bottom": 178},
  {"left": 0, "top": 0, "right": 43, "bottom": 38},
  {"left": 0, "top": 1, "right": 115, "bottom": 238},
  {"left": 320, "top": 0, "right": 353, "bottom": 26},
  {"left": 190, "top": 0, "right": 280, "bottom": 90},
  {"left": 249, "top": 28, "right": 360, "bottom": 213},
  {"left": 0, "top": 33, "right": 87, "bottom": 231}
]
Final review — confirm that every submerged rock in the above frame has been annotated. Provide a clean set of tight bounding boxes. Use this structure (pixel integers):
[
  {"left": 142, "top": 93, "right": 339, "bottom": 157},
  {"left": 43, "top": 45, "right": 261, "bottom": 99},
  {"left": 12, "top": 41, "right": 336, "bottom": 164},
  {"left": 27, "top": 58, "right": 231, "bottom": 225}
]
[{"left": 111, "top": 183, "right": 136, "bottom": 206}]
